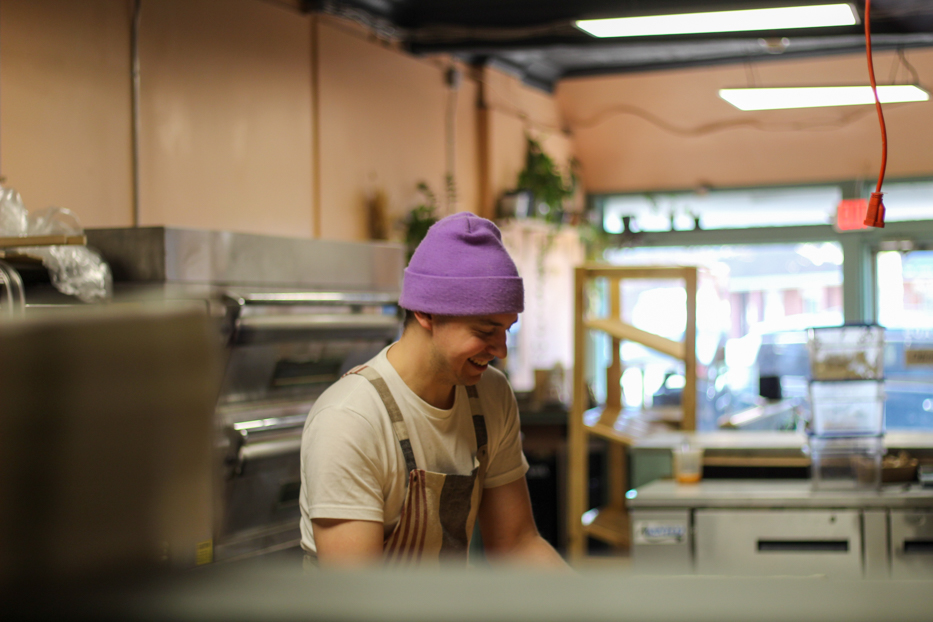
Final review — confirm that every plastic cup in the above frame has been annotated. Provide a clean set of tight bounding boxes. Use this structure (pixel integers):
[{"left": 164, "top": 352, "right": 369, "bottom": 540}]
[{"left": 674, "top": 446, "right": 703, "bottom": 484}]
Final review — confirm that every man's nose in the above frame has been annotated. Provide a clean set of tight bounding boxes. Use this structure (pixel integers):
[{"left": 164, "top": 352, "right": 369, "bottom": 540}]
[{"left": 487, "top": 332, "right": 508, "bottom": 359}]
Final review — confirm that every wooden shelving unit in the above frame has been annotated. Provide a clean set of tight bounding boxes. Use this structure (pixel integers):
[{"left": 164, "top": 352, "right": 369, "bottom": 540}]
[{"left": 567, "top": 264, "right": 699, "bottom": 562}]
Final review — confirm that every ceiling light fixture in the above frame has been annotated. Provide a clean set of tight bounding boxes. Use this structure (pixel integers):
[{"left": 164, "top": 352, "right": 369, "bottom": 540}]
[
  {"left": 575, "top": 3, "right": 857, "bottom": 38},
  {"left": 719, "top": 85, "right": 930, "bottom": 110}
]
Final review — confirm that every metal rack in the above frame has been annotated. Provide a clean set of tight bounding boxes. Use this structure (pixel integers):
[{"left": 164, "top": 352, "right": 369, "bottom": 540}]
[{"left": 0, "top": 235, "right": 88, "bottom": 316}]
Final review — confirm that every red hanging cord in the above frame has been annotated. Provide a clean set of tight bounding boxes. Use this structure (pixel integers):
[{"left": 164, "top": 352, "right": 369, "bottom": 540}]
[{"left": 864, "top": 0, "right": 887, "bottom": 228}]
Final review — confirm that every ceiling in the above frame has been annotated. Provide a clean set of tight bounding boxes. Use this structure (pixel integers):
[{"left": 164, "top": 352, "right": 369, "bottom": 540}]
[{"left": 310, "top": 0, "right": 933, "bottom": 91}]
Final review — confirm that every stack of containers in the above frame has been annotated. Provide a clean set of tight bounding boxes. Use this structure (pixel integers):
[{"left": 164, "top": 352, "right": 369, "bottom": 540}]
[{"left": 806, "top": 325, "right": 886, "bottom": 490}]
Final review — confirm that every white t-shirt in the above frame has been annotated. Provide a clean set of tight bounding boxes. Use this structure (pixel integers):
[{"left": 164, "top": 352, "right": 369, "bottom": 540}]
[{"left": 299, "top": 344, "right": 529, "bottom": 555}]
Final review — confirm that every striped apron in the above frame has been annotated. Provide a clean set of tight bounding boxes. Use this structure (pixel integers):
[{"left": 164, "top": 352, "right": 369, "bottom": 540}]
[{"left": 354, "top": 365, "right": 489, "bottom": 567}]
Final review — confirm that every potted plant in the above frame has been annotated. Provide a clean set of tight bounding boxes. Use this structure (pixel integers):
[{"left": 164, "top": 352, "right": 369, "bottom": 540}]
[
  {"left": 400, "top": 182, "right": 439, "bottom": 263},
  {"left": 515, "top": 136, "right": 578, "bottom": 225}
]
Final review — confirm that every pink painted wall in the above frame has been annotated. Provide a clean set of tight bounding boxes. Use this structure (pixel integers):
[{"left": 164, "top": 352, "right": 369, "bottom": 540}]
[
  {"left": 316, "top": 18, "right": 479, "bottom": 240},
  {"left": 0, "top": 0, "right": 133, "bottom": 227},
  {"left": 138, "top": 0, "right": 314, "bottom": 237},
  {"left": 555, "top": 49, "right": 933, "bottom": 193},
  {"left": 1, "top": 1, "right": 568, "bottom": 241},
  {"left": 482, "top": 66, "right": 576, "bottom": 217}
]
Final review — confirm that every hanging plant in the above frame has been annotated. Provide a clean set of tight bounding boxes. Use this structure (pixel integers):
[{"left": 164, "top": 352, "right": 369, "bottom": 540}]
[
  {"left": 516, "top": 136, "right": 578, "bottom": 225},
  {"left": 400, "top": 182, "right": 439, "bottom": 264}
]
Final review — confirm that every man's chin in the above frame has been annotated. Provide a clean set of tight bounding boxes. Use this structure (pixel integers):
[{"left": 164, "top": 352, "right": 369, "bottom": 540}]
[{"left": 458, "top": 370, "right": 485, "bottom": 386}]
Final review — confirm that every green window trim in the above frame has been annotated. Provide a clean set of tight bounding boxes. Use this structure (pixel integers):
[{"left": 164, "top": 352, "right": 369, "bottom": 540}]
[{"left": 589, "top": 182, "right": 933, "bottom": 325}]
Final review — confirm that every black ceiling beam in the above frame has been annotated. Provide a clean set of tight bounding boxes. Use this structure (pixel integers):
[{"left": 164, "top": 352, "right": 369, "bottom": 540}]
[
  {"left": 454, "top": 32, "right": 933, "bottom": 92},
  {"left": 406, "top": 20, "right": 928, "bottom": 54},
  {"left": 311, "top": 0, "right": 933, "bottom": 91},
  {"left": 558, "top": 36, "right": 933, "bottom": 79}
]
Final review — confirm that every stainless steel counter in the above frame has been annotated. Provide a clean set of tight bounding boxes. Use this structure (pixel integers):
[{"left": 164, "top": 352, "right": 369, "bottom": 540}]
[
  {"left": 628, "top": 479, "right": 933, "bottom": 509},
  {"left": 633, "top": 430, "right": 933, "bottom": 451}
]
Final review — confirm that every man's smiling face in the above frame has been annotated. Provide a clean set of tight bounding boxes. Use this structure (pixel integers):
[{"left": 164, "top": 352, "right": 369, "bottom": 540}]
[{"left": 427, "top": 313, "right": 518, "bottom": 387}]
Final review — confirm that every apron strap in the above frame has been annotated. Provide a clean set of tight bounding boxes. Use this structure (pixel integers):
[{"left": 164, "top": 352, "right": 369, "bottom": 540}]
[
  {"left": 465, "top": 385, "right": 488, "bottom": 450},
  {"left": 355, "top": 366, "right": 418, "bottom": 474}
]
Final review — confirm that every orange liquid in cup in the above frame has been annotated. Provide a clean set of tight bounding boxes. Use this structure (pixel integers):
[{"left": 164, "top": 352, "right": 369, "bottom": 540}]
[{"left": 674, "top": 447, "right": 703, "bottom": 484}]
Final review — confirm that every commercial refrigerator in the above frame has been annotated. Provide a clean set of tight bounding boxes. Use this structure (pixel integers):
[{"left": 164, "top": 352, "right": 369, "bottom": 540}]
[{"left": 629, "top": 479, "right": 933, "bottom": 579}]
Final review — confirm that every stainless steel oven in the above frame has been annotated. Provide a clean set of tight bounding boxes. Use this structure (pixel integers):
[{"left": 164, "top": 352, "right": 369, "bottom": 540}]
[{"left": 85, "top": 227, "right": 404, "bottom": 563}]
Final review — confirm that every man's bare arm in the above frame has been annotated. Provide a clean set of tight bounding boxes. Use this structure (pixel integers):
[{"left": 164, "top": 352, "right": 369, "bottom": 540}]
[
  {"left": 478, "top": 477, "right": 569, "bottom": 569},
  {"left": 311, "top": 518, "right": 383, "bottom": 566}
]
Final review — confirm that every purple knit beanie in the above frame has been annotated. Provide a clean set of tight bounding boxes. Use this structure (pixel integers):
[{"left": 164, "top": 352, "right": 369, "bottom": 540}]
[{"left": 400, "top": 212, "right": 524, "bottom": 315}]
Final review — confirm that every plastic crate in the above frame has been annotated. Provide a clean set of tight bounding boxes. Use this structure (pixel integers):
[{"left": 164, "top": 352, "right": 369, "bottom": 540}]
[
  {"left": 807, "top": 325, "right": 885, "bottom": 381},
  {"left": 806, "top": 435, "right": 884, "bottom": 491},
  {"left": 809, "top": 380, "right": 885, "bottom": 436}
]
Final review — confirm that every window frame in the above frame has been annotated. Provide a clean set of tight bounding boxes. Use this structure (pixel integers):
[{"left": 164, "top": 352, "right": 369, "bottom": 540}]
[{"left": 590, "top": 178, "right": 933, "bottom": 325}]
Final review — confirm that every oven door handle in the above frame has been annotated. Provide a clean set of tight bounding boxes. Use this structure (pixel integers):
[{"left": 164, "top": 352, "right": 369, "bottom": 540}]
[
  {"left": 231, "top": 291, "right": 398, "bottom": 306},
  {"left": 226, "top": 416, "right": 306, "bottom": 477},
  {"left": 228, "top": 433, "right": 303, "bottom": 477},
  {"left": 233, "top": 313, "right": 400, "bottom": 344},
  {"left": 237, "top": 314, "right": 399, "bottom": 332},
  {"left": 238, "top": 436, "right": 302, "bottom": 463}
]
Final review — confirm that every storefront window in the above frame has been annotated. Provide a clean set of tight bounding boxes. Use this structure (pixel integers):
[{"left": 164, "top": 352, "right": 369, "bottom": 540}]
[
  {"left": 873, "top": 181, "right": 933, "bottom": 223},
  {"left": 599, "top": 243, "right": 843, "bottom": 430},
  {"left": 602, "top": 186, "right": 842, "bottom": 232},
  {"left": 877, "top": 250, "right": 933, "bottom": 430}
]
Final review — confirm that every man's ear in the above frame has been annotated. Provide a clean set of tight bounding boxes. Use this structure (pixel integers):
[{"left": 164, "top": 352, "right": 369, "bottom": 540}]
[{"left": 413, "top": 311, "right": 433, "bottom": 331}]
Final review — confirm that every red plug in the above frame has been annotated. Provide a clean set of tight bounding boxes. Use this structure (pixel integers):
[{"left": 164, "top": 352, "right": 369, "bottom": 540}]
[{"left": 864, "top": 191, "right": 886, "bottom": 228}]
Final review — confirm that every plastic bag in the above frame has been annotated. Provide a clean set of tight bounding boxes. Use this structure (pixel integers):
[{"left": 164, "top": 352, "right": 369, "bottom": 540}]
[
  {"left": 28, "top": 205, "right": 83, "bottom": 237},
  {"left": 0, "top": 190, "right": 112, "bottom": 303},
  {"left": 24, "top": 244, "right": 113, "bottom": 303},
  {"left": 0, "top": 187, "right": 29, "bottom": 236}
]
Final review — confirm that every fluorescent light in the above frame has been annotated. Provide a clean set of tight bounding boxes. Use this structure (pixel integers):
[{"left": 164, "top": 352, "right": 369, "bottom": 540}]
[
  {"left": 719, "top": 85, "right": 930, "bottom": 110},
  {"left": 575, "top": 4, "right": 857, "bottom": 38}
]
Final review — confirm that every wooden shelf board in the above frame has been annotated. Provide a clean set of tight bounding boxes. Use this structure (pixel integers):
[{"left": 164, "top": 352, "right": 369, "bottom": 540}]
[
  {"left": 582, "top": 506, "right": 630, "bottom": 547},
  {"left": 586, "top": 421, "right": 637, "bottom": 446},
  {"left": 0, "top": 234, "right": 87, "bottom": 249},
  {"left": 581, "top": 265, "right": 691, "bottom": 280},
  {"left": 585, "top": 406, "right": 678, "bottom": 445},
  {"left": 584, "top": 317, "right": 685, "bottom": 361},
  {"left": 597, "top": 403, "right": 621, "bottom": 428},
  {"left": 703, "top": 456, "right": 811, "bottom": 468}
]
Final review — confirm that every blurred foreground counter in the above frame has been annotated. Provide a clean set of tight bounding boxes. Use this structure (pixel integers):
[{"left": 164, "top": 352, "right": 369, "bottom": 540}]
[
  {"left": 7, "top": 562, "right": 933, "bottom": 622},
  {"left": 0, "top": 305, "right": 222, "bottom": 583}
]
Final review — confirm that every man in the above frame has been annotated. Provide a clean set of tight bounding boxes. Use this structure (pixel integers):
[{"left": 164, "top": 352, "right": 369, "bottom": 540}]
[{"left": 299, "top": 212, "right": 566, "bottom": 568}]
